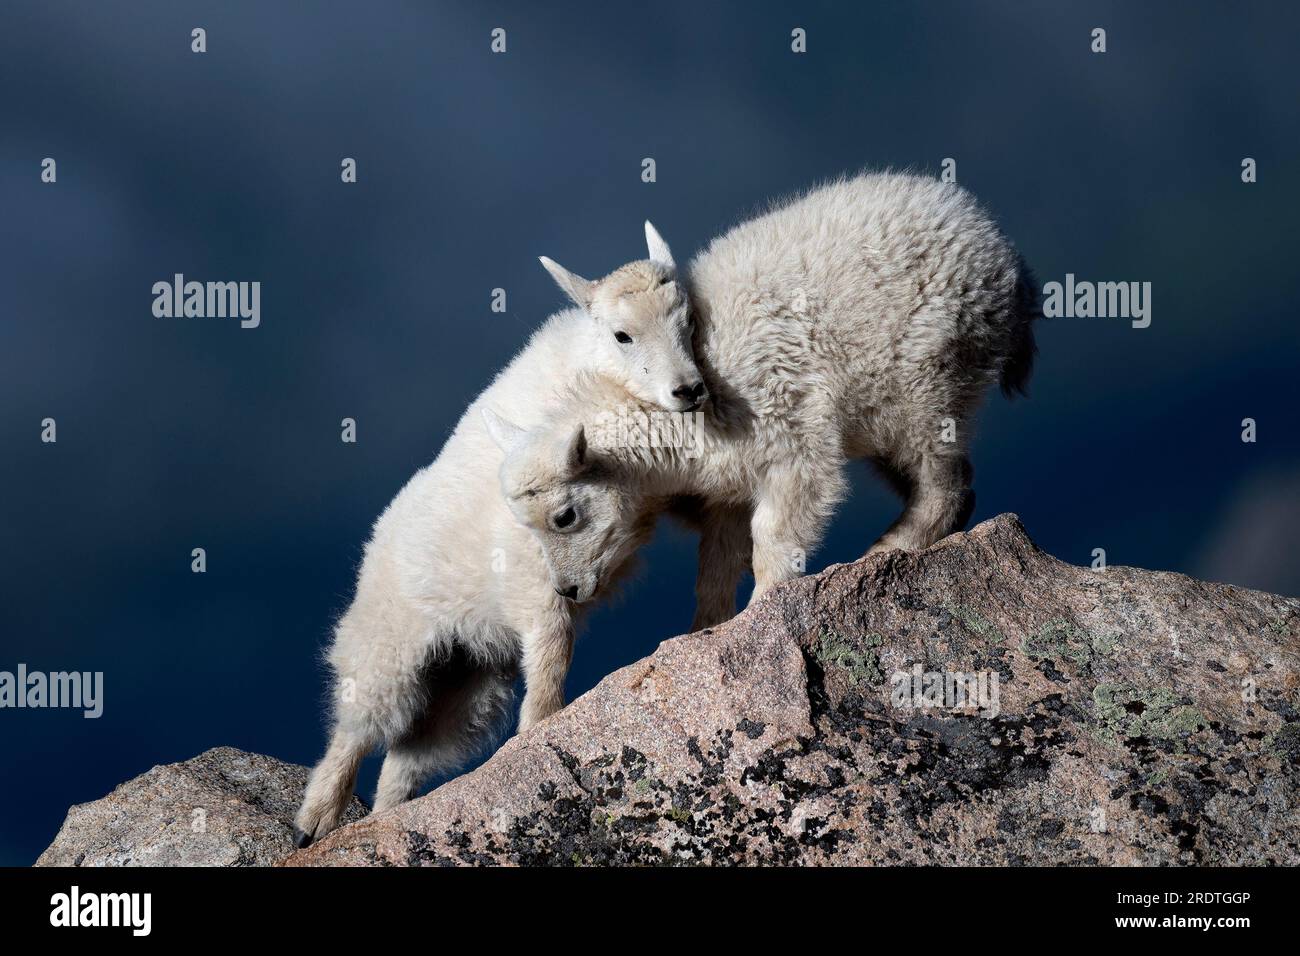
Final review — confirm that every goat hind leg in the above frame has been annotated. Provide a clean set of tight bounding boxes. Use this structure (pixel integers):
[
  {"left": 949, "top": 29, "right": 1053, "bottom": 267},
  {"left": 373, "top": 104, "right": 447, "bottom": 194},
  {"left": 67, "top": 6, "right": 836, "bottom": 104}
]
[
  {"left": 373, "top": 662, "right": 516, "bottom": 812},
  {"left": 867, "top": 451, "right": 972, "bottom": 555},
  {"left": 294, "top": 727, "right": 374, "bottom": 848}
]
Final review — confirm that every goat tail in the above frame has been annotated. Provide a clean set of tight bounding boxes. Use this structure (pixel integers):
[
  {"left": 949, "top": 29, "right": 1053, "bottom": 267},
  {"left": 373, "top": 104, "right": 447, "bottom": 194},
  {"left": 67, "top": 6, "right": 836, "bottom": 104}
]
[{"left": 1000, "top": 255, "right": 1042, "bottom": 400}]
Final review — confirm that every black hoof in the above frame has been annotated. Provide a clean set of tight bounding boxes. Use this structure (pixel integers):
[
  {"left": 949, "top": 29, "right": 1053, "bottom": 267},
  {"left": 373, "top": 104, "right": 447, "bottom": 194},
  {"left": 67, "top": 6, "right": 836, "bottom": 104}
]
[{"left": 293, "top": 827, "right": 313, "bottom": 849}]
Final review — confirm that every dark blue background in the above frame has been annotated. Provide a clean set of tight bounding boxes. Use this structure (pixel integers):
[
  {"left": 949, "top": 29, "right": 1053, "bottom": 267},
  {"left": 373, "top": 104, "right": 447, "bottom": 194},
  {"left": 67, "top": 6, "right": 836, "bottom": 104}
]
[{"left": 3, "top": 1, "right": 1297, "bottom": 866}]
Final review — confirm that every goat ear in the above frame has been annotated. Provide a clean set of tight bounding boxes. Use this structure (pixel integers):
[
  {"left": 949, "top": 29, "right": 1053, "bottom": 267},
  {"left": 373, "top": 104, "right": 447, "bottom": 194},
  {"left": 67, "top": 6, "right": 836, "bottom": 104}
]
[
  {"left": 564, "top": 424, "right": 588, "bottom": 474},
  {"left": 481, "top": 407, "right": 525, "bottom": 453},
  {"left": 538, "top": 256, "right": 593, "bottom": 308},
  {"left": 644, "top": 220, "right": 675, "bottom": 271}
]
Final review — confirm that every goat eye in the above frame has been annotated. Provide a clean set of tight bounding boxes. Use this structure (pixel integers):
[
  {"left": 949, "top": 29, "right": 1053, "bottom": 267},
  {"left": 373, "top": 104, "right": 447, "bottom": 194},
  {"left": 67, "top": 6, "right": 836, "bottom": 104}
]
[
  {"left": 554, "top": 506, "right": 577, "bottom": 529},
  {"left": 614, "top": 331, "right": 632, "bottom": 344}
]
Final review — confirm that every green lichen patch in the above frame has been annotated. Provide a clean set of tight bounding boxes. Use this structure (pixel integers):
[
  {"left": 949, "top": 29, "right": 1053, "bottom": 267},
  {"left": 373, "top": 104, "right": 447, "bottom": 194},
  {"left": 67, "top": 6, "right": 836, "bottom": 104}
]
[
  {"left": 1145, "top": 767, "right": 1169, "bottom": 787},
  {"left": 1268, "top": 723, "right": 1300, "bottom": 762},
  {"left": 1092, "top": 682, "right": 1209, "bottom": 750},
  {"left": 946, "top": 604, "right": 1005, "bottom": 644},
  {"left": 1022, "top": 618, "right": 1116, "bottom": 671},
  {"left": 816, "top": 630, "right": 883, "bottom": 686}
]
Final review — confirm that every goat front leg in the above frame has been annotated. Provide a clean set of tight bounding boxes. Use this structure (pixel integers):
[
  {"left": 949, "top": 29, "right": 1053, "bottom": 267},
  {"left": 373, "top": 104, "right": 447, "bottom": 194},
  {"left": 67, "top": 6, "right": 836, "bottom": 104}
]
[
  {"left": 518, "top": 621, "right": 575, "bottom": 732},
  {"left": 691, "top": 502, "right": 752, "bottom": 631},
  {"left": 749, "top": 457, "right": 846, "bottom": 606}
]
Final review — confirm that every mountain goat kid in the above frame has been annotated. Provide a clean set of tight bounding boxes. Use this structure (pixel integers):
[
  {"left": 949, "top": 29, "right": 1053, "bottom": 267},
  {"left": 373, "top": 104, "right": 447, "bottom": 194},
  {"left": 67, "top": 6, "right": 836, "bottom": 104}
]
[
  {"left": 293, "top": 232, "right": 733, "bottom": 847},
  {"left": 491, "top": 172, "right": 1039, "bottom": 607}
]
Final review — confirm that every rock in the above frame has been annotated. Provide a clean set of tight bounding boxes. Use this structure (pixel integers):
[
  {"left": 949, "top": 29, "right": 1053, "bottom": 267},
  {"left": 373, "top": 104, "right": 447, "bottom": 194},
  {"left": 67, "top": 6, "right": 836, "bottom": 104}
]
[
  {"left": 37, "top": 516, "right": 1300, "bottom": 866},
  {"left": 36, "top": 746, "right": 367, "bottom": 866},
  {"left": 289, "top": 514, "right": 1300, "bottom": 866}
]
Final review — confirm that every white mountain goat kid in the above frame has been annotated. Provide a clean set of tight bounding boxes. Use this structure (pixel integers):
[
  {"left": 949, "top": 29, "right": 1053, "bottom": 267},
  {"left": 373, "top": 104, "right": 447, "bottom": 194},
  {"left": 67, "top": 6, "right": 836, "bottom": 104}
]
[
  {"left": 293, "top": 231, "right": 732, "bottom": 847},
  {"left": 490, "top": 172, "right": 1039, "bottom": 608}
]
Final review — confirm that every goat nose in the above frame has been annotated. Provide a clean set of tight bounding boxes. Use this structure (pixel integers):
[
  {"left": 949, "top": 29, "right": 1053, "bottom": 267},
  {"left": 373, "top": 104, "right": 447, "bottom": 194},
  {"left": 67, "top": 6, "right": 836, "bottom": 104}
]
[
  {"left": 555, "top": 584, "right": 579, "bottom": 600},
  {"left": 673, "top": 381, "right": 705, "bottom": 400}
]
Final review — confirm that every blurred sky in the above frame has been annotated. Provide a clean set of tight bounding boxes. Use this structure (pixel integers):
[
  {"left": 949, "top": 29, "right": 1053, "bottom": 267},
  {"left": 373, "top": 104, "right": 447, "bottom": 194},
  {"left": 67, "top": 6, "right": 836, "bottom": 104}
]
[{"left": 2, "top": 1, "right": 1297, "bottom": 865}]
